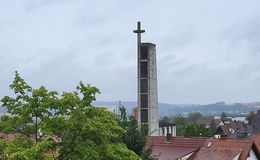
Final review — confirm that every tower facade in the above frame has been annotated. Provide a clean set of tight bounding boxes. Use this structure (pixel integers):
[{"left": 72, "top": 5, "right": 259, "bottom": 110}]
[{"left": 134, "top": 22, "right": 159, "bottom": 136}]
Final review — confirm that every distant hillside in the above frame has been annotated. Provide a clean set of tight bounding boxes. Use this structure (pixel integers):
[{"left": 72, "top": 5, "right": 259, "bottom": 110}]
[
  {"left": 1, "top": 101, "right": 259, "bottom": 117},
  {"left": 92, "top": 101, "right": 260, "bottom": 117},
  {"left": 181, "top": 102, "right": 260, "bottom": 116},
  {"left": 92, "top": 101, "right": 196, "bottom": 115}
]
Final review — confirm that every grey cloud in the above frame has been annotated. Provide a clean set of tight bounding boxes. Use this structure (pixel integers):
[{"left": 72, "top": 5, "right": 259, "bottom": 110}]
[
  {"left": 2, "top": 0, "right": 260, "bottom": 104},
  {"left": 161, "top": 30, "right": 197, "bottom": 52}
]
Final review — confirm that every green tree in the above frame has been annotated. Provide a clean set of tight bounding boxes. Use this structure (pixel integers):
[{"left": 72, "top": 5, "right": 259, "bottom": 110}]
[
  {"left": 183, "top": 123, "right": 212, "bottom": 137},
  {"left": 1, "top": 71, "right": 58, "bottom": 141},
  {"left": 0, "top": 115, "right": 34, "bottom": 134},
  {"left": 209, "top": 119, "right": 217, "bottom": 133},
  {"left": 116, "top": 105, "right": 157, "bottom": 159},
  {"left": 116, "top": 104, "right": 128, "bottom": 129},
  {"left": 246, "top": 111, "right": 255, "bottom": 125},
  {"left": 1, "top": 72, "right": 140, "bottom": 160},
  {"left": 172, "top": 114, "right": 212, "bottom": 137},
  {"left": 0, "top": 138, "right": 7, "bottom": 159},
  {"left": 141, "top": 148, "right": 157, "bottom": 160},
  {"left": 116, "top": 105, "right": 146, "bottom": 156},
  {"left": 221, "top": 112, "right": 227, "bottom": 121},
  {"left": 159, "top": 116, "right": 171, "bottom": 124},
  {"left": 172, "top": 115, "right": 186, "bottom": 136},
  {"left": 186, "top": 112, "right": 202, "bottom": 124},
  {"left": 122, "top": 117, "right": 146, "bottom": 156},
  {"left": 53, "top": 107, "right": 139, "bottom": 160},
  {"left": 0, "top": 136, "right": 53, "bottom": 160}
]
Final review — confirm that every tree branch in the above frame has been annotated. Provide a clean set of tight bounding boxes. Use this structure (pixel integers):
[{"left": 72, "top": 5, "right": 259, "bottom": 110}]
[{"left": 55, "top": 128, "right": 82, "bottom": 160}]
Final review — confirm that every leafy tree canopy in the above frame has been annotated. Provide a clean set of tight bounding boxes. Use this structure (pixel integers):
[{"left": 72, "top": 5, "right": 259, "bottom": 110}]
[
  {"left": 221, "top": 112, "right": 227, "bottom": 121},
  {"left": 171, "top": 114, "right": 212, "bottom": 137},
  {"left": 0, "top": 72, "right": 140, "bottom": 160},
  {"left": 186, "top": 112, "right": 203, "bottom": 123},
  {"left": 116, "top": 105, "right": 157, "bottom": 159},
  {"left": 246, "top": 111, "right": 255, "bottom": 125}
]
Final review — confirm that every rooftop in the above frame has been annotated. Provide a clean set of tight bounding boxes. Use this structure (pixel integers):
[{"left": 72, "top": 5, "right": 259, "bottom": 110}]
[
  {"left": 215, "top": 120, "right": 253, "bottom": 138},
  {"left": 252, "top": 134, "right": 260, "bottom": 153},
  {"left": 146, "top": 136, "right": 206, "bottom": 160},
  {"left": 188, "top": 138, "right": 253, "bottom": 160}
]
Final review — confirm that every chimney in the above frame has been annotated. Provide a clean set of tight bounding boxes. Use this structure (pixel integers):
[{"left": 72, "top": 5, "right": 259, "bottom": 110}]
[
  {"left": 220, "top": 134, "right": 228, "bottom": 140},
  {"left": 165, "top": 133, "right": 172, "bottom": 143},
  {"left": 184, "top": 134, "right": 191, "bottom": 138}
]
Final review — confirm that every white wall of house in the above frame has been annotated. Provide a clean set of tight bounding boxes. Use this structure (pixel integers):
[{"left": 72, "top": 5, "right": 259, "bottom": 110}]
[
  {"left": 214, "top": 135, "right": 221, "bottom": 139},
  {"left": 178, "top": 152, "right": 194, "bottom": 160},
  {"left": 246, "top": 149, "right": 258, "bottom": 160},
  {"left": 159, "top": 126, "right": 176, "bottom": 136},
  {"left": 232, "top": 152, "right": 241, "bottom": 160},
  {"left": 232, "top": 149, "right": 257, "bottom": 160}
]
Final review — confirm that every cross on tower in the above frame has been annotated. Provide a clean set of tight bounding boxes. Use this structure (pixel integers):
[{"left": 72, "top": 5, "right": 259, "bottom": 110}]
[{"left": 133, "top": 22, "right": 145, "bottom": 46}]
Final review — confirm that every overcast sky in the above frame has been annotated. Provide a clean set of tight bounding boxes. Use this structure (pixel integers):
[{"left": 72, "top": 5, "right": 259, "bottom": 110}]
[{"left": 1, "top": 0, "right": 260, "bottom": 104}]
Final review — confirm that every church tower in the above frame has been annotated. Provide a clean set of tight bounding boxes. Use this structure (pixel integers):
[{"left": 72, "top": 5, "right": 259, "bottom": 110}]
[{"left": 134, "top": 22, "right": 159, "bottom": 136}]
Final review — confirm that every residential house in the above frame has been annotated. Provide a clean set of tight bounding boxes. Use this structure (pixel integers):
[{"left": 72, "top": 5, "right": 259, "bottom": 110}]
[
  {"left": 252, "top": 134, "right": 260, "bottom": 159},
  {"left": 214, "top": 120, "right": 253, "bottom": 139},
  {"left": 146, "top": 136, "right": 206, "bottom": 160},
  {"left": 196, "top": 118, "right": 223, "bottom": 129},
  {"left": 188, "top": 138, "right": 260, "bottom": 160},
  {"left": 0, "top": 133, "right": 61, "bottom": 142},
  {"left": 251, "top": 110, "right": 260, "bottom": 134},
  {"left": 159, "top": 123, "right": 176, "bottom": 137},
  {"left": 0, "top": 133, "right": 21, "bottom": 141}
]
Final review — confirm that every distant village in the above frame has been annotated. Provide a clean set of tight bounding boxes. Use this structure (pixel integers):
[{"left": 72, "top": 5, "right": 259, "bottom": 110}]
[
  {"left": 1, "top": 103, "right": 260, "bottom": 159},
  {"left": 103, "top": 100, "right": 260, "bottom": 159}
]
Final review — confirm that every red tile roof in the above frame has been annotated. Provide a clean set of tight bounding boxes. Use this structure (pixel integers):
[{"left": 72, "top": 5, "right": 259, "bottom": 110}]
[
  {"left": 152, "top": 146, "right": 198, "bottom": 160},
  {"left": 215, "top": 120, "right": 253, "bottom": 139},
  {"left": 146, "top": 136, "right": 207, "bottom": 160},
  {"left": 252, "top": 134, "right": 260, "bottom": 153},
  {"left": 196, "top": 118, "right": 222, "bottom": 127},
  {"left": 0, "top": 133, "right": 61, "bottom": 142},
  {"left": 0, "top": 133, "right": 22, "bottom": 141},
  {"left": 29, "top": 134, "right": 61, "bottom": 142},
  {"left": 188, "top": 138, "right": 253, "bottom": 160},
  {"left": 251, "top": 110, "right": 260, "bottom": 133}
]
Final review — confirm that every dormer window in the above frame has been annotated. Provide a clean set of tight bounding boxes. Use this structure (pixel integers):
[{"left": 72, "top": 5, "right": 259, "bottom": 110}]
[
  {"left": 165, "top": 133, "right": 172, "bottom": 143},
  {"left": 229, "top": 128, "right": 235, "bottom": 134},
  {"left": 207, "top": 141, "right": 213, "bottom": 147}
]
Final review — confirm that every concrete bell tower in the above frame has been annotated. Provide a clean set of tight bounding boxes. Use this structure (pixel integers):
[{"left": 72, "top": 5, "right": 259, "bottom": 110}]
[{"left": 133, "top": 22, "right": 159, "bottom": 136}]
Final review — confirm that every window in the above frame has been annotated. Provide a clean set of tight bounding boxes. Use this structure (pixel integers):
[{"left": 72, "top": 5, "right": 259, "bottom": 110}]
[
  {"left": 140, "top": 46, "right": 148, "bottom": 60},
  {"left": 140, "top": 94, "right": 148, "bottom": 108},
  {"left": 141, "top": 109, "right": 148, "bottom": 123},
  {"left": 207, "top": 141, "right": 213, "bottom": 147},
  {"left": 140, "top": 62, "right": 148, "bottom": 78},
  {"left": 140, "top": 79, "right": 148, "bottom": 93},
  {"left": 229, "top": 128, "right": 235, "bottom": 134}
]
